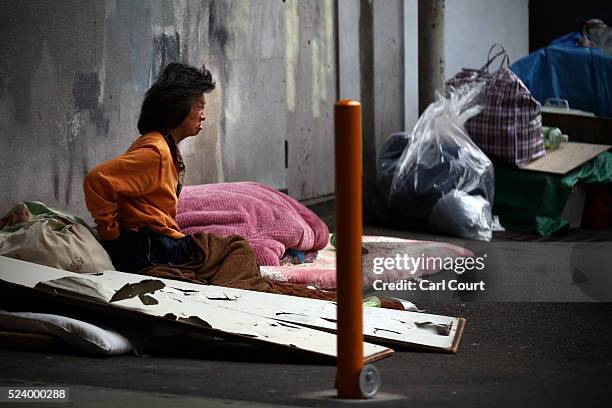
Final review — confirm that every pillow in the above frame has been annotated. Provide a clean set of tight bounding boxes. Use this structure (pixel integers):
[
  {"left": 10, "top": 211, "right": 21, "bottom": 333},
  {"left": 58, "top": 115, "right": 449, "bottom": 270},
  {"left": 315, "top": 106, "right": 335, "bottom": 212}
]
[{"left": 0, "top": 310, "right": 132, "bottom": 355}]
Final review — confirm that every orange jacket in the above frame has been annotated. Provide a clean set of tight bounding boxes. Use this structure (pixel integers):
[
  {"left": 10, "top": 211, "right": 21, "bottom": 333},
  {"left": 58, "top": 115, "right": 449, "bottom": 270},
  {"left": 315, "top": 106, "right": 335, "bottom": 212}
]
[{"left": 83, "top": 132, "right": 184, "bottom": 240}]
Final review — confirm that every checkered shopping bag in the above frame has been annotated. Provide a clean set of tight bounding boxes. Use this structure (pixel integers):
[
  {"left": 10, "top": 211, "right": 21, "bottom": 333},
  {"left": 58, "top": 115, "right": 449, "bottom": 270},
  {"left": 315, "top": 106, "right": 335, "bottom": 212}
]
[{"left": 446, "top": 44, "right": 545, "bottom": 166}]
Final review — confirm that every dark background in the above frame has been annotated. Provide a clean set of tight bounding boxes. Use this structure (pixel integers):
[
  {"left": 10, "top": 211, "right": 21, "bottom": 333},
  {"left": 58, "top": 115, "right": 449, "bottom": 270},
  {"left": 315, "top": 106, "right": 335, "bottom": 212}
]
[{"left": 529, "top": 0, "right": 612, "bottom": 51}]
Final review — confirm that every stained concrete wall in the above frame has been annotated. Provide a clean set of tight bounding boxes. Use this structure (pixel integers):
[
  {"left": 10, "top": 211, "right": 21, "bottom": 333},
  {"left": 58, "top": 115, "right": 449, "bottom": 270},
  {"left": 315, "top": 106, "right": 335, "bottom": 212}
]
[
  {"left": 404, "top": 0, "right": 419, "bottom": 134},
  {"left": 373, "top": 0, "right": 404, "bottom": 154},
  {"left": 0, "top": 0, "right": 526, "bottom": 220},
  {"left": 0, "top": 0, "right": 337, "bottom": 220},
  {"left": 337, "top": 0, "right": 404, "bottom": 210},
  {"left": 338, "top": 0, "right": 404, "bottom": 151},
  {"left": 284, "top": 0, "right": 336, "bottom": 201},
  {"left": 445, "top": 0, "right": 529, "bottom": 78},
  {"left": 403, "top": 0, "right": 529, "bottom": 132}
]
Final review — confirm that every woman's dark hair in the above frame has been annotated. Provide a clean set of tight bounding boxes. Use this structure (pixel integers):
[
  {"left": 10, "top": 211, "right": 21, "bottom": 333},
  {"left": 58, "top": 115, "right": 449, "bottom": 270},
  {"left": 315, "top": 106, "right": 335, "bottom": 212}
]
[{"left": 137, "top": 62, "right": 216, "bottom": 135}]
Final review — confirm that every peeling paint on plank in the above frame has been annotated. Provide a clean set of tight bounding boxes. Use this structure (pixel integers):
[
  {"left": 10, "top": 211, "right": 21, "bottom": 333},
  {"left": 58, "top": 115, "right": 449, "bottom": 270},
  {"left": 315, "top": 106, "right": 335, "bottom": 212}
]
[
  {"left": 110, "top": 280, "right": 166, "bottom": 303},
  {"left": 178, "top": 316, "right": 213, "bottom": 329},
  {"left": 138, "top": 294, "right": 158, "bottom": 305},
  {"left": 414, "top": 321, "right": 453, "bottom": 336},
  {"left": 205, "top": 293, "right": 240, "bottom": 301}
]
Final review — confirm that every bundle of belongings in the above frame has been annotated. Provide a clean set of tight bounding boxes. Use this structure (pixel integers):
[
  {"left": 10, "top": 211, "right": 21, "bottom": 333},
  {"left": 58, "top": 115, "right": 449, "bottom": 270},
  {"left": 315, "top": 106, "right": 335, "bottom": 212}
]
[
  {"left": 511, "top": 19, "right": 612, "bottom": 118},
  {"left": 502, "top": 26, "right": 612, "bottom": 235},
  {"left": 445, "top": 43, "right": 545, "bottom": 166},
  {"left": 376, "top": 40, "right": 610, "bottom": 239},
  {"left": 0, "top": 201, "right": 114, "bottom": 273},
  {"left": 577, "top": 18, "right": 612, "bottom": 54},
  {"left": 377, "top": 82, "right": 495, "bottom": 241}
]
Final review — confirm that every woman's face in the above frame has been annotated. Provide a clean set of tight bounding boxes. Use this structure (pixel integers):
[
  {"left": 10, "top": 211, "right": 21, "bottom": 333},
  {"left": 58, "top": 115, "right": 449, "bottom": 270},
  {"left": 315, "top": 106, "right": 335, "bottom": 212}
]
[{"left": 176, "top": 93, "right": 206, "bottom": 139}]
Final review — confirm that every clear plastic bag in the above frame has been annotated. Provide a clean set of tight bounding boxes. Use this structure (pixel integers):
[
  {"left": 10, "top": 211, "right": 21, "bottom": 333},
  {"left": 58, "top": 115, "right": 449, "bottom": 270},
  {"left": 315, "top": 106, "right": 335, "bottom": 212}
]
[{"left": 387, "top": 82, "right": 494, "bottom": 241}]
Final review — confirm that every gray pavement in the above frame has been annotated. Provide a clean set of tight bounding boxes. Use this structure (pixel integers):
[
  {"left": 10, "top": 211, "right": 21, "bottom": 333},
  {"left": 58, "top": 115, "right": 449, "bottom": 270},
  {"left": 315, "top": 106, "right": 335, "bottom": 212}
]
[
  {"left": 1, "top": 202, "right": 611, "bottom": 407},
  {"left": 1, "top": 302, "right": 611, "bottom": 407}
]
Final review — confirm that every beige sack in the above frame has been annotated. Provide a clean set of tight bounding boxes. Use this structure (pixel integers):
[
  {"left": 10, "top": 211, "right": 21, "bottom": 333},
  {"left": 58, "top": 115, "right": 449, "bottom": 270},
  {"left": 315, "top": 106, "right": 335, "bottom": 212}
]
[{"left": 0, "top": 219, "right": 114, "bottom": 273}]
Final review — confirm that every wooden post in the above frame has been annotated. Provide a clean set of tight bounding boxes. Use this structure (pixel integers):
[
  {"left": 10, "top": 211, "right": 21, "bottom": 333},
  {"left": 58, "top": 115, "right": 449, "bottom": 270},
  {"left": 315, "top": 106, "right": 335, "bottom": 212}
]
[{"left": 334, "top": 100, "right": 364, "bottom": 398}]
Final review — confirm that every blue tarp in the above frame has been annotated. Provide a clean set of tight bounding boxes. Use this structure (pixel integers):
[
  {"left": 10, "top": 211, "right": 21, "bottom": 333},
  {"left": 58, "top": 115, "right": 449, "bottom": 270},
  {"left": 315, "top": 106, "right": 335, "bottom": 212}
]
[{"left": 511, "top": 32, "right": 612, "bottom": 118}]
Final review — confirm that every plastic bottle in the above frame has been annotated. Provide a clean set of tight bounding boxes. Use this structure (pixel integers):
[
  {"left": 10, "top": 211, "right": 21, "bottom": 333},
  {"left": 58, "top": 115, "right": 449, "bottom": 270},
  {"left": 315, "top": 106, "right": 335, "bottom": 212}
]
[
  {"left": 543, "top": 126, "right": 569, "bottom": 150},
  {"left": 362, "top": 296, "right": 419, "bottom": 311}
]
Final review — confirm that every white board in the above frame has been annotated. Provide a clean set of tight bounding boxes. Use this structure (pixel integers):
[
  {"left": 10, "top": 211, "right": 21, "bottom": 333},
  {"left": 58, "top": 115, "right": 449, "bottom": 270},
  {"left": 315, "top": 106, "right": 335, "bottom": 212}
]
[
  {"left": 0, "top": 256, "right": 392, "bottom": 362},
  {"left": 0, "top": 255, "right": 465, "bottom": 352}
]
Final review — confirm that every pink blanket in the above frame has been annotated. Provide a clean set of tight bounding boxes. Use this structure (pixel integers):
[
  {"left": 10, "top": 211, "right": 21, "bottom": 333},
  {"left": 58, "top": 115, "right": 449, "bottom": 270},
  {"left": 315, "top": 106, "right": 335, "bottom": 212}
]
[{"left": 177, "top": 182, "right": 329, "bottom": 266}]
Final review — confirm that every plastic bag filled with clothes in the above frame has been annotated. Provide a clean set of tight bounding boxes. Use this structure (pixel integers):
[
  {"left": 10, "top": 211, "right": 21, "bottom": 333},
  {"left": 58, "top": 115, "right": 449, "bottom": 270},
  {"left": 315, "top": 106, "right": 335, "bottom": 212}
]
[{"left": 387, "top": 82, "right": 495, "bottom": 241}]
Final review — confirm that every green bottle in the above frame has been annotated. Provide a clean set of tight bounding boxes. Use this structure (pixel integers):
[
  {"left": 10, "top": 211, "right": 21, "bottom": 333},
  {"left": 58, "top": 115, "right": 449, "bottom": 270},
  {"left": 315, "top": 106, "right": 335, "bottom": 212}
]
[
  {"left": 543, "top": 126, "right": 569, "bottom": 150},
  {"left": 330, "top": 232, "right": 369, "bottom": 254}
]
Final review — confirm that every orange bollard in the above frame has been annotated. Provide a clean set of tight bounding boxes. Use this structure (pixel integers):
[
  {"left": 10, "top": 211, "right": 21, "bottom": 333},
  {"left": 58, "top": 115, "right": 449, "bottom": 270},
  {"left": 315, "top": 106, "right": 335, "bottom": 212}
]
[{"left": 334, "top": 100, "right": 363, "bottom": 399}]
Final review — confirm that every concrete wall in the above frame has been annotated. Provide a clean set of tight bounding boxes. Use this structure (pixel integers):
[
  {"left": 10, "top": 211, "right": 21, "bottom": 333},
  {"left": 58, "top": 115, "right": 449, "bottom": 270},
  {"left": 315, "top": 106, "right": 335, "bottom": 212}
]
[
  {"left": 373, "top": 0, "right": 404, "bottom": 156},
  {"left": 404, "top": 0, "right": 419, "bottom": 135},
  {"left": 0, "top": 0, "right": 337, "bottom": 220},
  {"left": 0, "top": 0, "right": 528, "bottom": 220},
  {"left": 337, "top": 0, "right": 404, "bottom": 209},
  {"left": 445, "top": 0, "right": 529, "bottom": 77},
  {"left": 403, "top": 0, "right": 529, "bottom": 132},
  {"left": 284, "top": 0, "right": 336, "bottom": 201}
]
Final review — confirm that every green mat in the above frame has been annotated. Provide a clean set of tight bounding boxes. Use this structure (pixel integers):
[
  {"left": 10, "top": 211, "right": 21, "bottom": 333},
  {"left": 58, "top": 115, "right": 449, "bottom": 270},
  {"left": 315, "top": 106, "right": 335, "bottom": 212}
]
[{"left": 493, "top": 152, "right": 612, "bottom": 236}]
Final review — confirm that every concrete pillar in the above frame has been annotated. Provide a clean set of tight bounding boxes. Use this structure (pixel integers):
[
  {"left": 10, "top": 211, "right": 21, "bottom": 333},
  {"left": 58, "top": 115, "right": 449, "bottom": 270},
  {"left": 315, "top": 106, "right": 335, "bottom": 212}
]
[
  {"left": 418, "top": 0, "right": 445, "bottom": 115},
  {"left": 359, "top": 0, "right": 376, "bottom": 216}
]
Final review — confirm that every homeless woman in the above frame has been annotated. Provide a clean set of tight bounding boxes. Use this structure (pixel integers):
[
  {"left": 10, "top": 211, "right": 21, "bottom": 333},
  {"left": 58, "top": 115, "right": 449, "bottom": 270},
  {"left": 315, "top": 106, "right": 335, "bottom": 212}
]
[{"left": 83, "top": 62, "right": 333, "bottom": 300}]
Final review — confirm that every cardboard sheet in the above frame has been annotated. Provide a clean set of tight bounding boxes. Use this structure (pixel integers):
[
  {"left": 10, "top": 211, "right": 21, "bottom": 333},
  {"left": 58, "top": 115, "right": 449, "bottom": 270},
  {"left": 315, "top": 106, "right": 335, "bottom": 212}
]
[{"left": 520, "top": 142, "right": 610, "bottom": 174}]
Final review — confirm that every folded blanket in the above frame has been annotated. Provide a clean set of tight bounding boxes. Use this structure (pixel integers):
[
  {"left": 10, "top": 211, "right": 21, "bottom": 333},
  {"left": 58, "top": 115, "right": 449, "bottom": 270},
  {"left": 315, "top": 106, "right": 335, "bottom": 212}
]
[{"left": 177, "top": 182, "right": 329, "bottom": 266}]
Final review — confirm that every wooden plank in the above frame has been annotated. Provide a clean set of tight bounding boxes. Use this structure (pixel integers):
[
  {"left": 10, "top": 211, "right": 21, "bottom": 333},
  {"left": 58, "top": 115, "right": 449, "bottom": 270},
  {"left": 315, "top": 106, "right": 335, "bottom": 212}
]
[
  {"left": 0, "top": 255, "right": 464, "bottom": 352},
  {"left": 520, "top": 142, "right": 610, "bottom": 174},
  {"left": 0, "top": 256, "right": 392, "bottom": 362}
]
